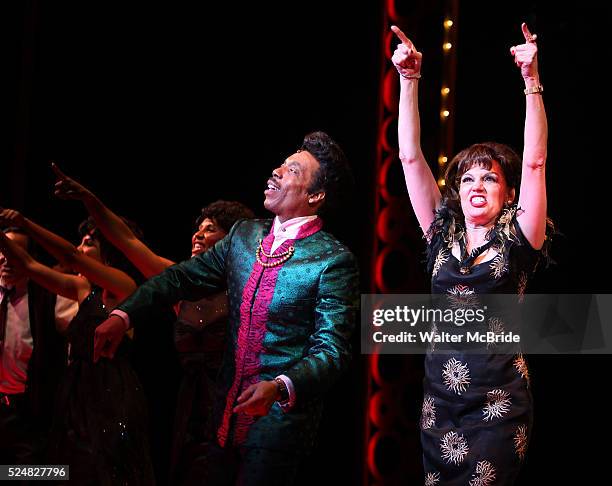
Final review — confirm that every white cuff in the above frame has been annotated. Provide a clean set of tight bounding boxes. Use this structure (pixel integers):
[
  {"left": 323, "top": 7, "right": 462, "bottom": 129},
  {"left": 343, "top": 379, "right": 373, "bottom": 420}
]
[
  {"left": 276, "top": 374, "right": 296, "bottom": 412},
  {"left": 110, "top": 309, "right": 131, "bottom": 329}
]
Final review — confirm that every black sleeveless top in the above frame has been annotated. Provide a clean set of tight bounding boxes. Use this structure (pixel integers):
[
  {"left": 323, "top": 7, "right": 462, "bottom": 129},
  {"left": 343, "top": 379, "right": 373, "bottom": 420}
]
[
  {"left": 420, "top": 206, "right": 552, "bottom": 485},
  {"left": 48, "top": 287, "right": 154, "bottom": 485}
]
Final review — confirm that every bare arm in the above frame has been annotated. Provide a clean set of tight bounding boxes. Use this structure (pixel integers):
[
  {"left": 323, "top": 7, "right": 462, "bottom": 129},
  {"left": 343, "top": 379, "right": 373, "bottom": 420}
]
[
  {"left": 0, "top": 230, "right": 90, "bottom": 304},
  {"left": 52, "top": 163, "right": 175, "bottom": 278},
  {"left": 512, "top": 23, "right": 548, "bottom": 249},
  {"left": 0, "top": 208, "right": 136, "bottom": 301},
  {"left": 391, "top": 26, "right": 442, "bottom": 234}
]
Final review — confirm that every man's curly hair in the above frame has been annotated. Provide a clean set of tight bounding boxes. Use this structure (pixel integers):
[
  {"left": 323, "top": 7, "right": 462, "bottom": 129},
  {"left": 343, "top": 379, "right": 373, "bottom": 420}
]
[{"left": 300, "top": 131, "right": 353, "bottom": 216}]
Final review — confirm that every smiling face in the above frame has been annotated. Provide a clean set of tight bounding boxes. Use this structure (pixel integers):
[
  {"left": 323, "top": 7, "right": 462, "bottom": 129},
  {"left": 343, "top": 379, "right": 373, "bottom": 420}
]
[
  {"left": 458, "top": 160, "right": 515, "bottom": 226},
  {"left": 191, "top": 218, "right": 226, "bottom": 257},
  {"left": 263, "top": 150, "right": 325, "bottom": 222}
]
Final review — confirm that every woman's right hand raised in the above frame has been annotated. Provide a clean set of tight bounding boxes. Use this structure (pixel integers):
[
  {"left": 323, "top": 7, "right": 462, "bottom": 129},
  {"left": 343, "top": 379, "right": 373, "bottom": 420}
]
[
  {"left": 52, "top": 162, "right": 92, "bottom": 201},
  {"left": 391, "top": 25, "right": 422, "bottom": 79}
]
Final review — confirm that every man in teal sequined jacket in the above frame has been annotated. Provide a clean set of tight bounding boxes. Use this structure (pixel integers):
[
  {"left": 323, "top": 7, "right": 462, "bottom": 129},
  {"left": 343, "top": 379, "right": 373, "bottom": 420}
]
[{"left": 94, "top": 132, "right": 359, "bottom": 485}]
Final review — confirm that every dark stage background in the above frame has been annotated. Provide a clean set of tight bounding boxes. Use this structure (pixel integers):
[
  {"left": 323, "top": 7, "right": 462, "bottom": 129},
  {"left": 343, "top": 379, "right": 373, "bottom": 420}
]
[{"left": 2, "top": 1, "right": 610, "bottom": 484}]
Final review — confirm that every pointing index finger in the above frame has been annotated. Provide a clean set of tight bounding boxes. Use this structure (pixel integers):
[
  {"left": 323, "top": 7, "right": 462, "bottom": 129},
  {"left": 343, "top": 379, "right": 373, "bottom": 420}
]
[
  {"left": 521, "top": 22, "right": 537, "bottom": 43},
  {"left": 391, "top": 25, "right": 415, "bottom": 50},
  {"left": 51, "top": 162, "right": 67, "bottom": 181}
]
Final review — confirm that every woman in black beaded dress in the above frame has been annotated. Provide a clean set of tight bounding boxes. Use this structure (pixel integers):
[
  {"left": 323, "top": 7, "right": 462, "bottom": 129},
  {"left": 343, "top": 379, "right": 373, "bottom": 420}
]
[
  {"left": 391, "top": 23, "right": 553, "bottom": 484},
  {"left": 0, "top": 209, "right": 153, "bottom": 485},
  {"left": 51, "top": 166, "right": 254, "bottom": 483}
]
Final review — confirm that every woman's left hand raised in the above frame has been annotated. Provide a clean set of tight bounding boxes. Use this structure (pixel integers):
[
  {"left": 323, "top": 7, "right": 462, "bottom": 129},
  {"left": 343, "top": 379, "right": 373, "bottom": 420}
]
[{"left": 510, "top": 23, "right": 539, "bottom": 81}]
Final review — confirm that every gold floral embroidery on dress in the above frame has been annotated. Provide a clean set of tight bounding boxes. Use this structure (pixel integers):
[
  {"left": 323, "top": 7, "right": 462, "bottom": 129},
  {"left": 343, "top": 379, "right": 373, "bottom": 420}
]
[
  {"left": 482, "top": 389, "right": 512, "bottom": 421},
  {"left": 468, "top": 460, "right": 496, "bottom": 486},
  {"left": 513, "top": 354, "right": 530, "bottom": 386},
  {"left": 432, "top": 248, "right": 449, "bottom": 277},
  {"left": 421, "top": 395, "right": 436, "bottom": 430},
  {"left": 489, "top": 254, "right": 508, "bottom": 279},
  {"left": 514, "top": 425, "right": 528, "bottom": 461},
  {"left": 440, "top": 431, "right": 469, "bottom": 465},
  {"left": 442, "top": 357, "right": 471, "bottom": 395},
  {"left": 487, "top": 317, "right": 505, "bottom": 349},
  {"left": 446, "top": 284, "right": 479, "bottom": 311},
  {"left": 425, "top": 472, "right": 440, "bottom": 486}
]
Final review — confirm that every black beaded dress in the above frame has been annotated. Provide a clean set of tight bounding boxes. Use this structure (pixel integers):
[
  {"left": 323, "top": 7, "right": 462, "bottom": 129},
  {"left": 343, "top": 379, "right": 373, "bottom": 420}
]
[
  {"left": 48, "top": 287, "right": 154, "bottom": 485},
  {"left": 169, "top": 291, "right": 228, "bottom": 483},
  {"left": 421, "top": 206, "right": 550, "bottom": 485}
]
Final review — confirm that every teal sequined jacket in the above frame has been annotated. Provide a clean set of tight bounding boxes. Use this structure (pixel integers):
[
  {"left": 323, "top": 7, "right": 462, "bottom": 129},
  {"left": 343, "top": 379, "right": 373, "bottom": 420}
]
[{"left": 117, "top": 218, "right": 359, "bottom": 451}]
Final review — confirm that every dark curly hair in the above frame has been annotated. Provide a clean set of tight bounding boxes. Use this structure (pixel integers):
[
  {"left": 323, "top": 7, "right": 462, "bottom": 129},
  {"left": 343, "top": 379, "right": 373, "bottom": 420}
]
[
  {"left": 78, "top": 216, "right": 145, "bottom": 284},
  {"left": 442, "top": 142, "right": 521, "bottom": 219},
  {"left": 300, "top": 131, "right": 353, "bottom": 216},
  {"left": 195, "top": 200, "right": 255, "bottom": 233}
]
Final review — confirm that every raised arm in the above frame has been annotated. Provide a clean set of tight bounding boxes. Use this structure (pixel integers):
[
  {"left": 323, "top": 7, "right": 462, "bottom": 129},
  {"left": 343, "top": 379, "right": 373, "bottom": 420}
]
[
  {"left": 52, "top": 163, "right": 175, "bottom": 278},
  {"left": 0, "top": 208, "right": 136, "bottom": 301},
  {"left": 0, "top": 231, "right": 89, "bottom": 308},
  {"left": 93, "top": 219, "right": 235, "bottom": 362},
  {"left": 512, "top": 23, "right": 548, "bottom": 249},
  {"left": 391, "top": 26, "right": 442, "bottom": 234}
]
